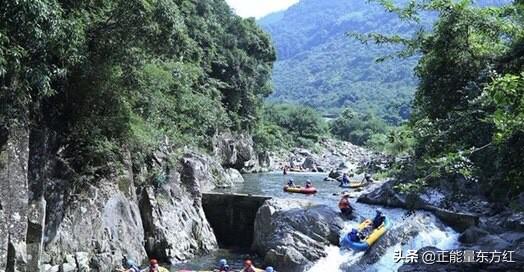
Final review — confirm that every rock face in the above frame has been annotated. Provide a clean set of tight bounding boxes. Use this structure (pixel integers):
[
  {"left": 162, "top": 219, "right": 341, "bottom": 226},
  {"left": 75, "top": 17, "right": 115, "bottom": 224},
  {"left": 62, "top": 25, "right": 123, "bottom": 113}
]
[
  {"left": 0, "top": 125, "right": 30, "bottom": 272},
  {"left": 252, "top": 199, "right": 344, "bottom": 272},
  {"left": 139, "top": 163, "right": 217, "bottom": 263},
  {"left": 1, "top": 129, "right": 230, "bottom": 272}
]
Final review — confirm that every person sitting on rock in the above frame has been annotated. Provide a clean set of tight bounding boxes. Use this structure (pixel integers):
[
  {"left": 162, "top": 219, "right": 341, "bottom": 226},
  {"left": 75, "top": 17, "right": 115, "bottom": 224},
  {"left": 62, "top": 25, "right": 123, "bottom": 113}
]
[
  {"left": 372, "top": 210, "right": 385, "bottom": 229},
  {"left": 241, "top": 259, "right": 257, "bottom": 272},
  {"left": 338, "top": 192, "right": 353, "bottom": 216},
  {"left": 215, "top": 259, "right": 230, "bottom": 272},
  {"left": 287, "top": 178, "right": 295, "bottom": 187},
  {"left": 118, "top": 257, "right": 140, "bottom": 272},
  {"left": 141, "top": 259, "right": 168, "bottom": 272},
  {"left": 305, "top": 180, "right": 313, "bottom": 188}
]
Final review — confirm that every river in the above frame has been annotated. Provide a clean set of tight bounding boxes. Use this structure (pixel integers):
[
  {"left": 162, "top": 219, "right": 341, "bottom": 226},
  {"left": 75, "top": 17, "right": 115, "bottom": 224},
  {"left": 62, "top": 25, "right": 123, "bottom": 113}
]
[{"left": 172, "top": 172, "right": 459, "bottom": 271}]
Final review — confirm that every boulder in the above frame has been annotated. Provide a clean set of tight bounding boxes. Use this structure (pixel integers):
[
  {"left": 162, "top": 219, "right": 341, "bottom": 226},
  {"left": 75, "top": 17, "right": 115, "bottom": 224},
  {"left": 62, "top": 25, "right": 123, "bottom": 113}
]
[
  {"left": 224, "top": 168, "right": 244, "bottom": 184},
  {"left": 252, "top": 199, "right": 344, "bottom": 272},
  {"left": 139, "top": 160, "right": 217, "bottom": 263},
  {"left": 458, "top": 226, "right": 489, "bottom": 244},
  {"left": 214, "top": 132, "right": 255, "bottom": 170},
  {"left": 302, "top": 156, "right": 319, "bottom": 170}
]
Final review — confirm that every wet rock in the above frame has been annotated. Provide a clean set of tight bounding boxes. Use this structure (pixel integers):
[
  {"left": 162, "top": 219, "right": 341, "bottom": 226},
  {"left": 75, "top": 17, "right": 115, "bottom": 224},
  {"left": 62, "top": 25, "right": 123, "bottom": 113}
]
[
  {"left": 252, "top": 199, "right": 344, "bottom": 272},
  {"left": 139, "top": 161, "right": 217, "bottom": 263},
  {"left": 458, "top": 226, "right": 489, "bottom": 244}
]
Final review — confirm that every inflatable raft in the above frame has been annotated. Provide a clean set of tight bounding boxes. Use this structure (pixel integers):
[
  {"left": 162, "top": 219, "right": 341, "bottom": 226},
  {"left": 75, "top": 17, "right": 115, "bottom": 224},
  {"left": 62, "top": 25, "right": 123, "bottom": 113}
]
[
  {"left": 339, "top": 181, "right": 366, "bottom": 188},
  {"left": 283, "top": 186, "right": 317, "bottom": 194},
  {"left": 339, "top": 217, "right": 390, "bottom": 251}
]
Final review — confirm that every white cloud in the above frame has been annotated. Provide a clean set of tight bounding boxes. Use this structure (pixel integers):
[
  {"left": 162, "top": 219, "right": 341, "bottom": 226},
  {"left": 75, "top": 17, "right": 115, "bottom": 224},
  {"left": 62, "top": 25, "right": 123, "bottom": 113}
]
[{"left": 225, "top": 0, "right": 299, "bottom": 18}]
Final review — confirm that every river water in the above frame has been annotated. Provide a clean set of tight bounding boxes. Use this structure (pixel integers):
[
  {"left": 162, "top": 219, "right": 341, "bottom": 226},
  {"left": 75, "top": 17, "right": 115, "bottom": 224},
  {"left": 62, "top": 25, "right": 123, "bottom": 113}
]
[{"left": 172, "top": 172, "right": 459, "bottom": 272}]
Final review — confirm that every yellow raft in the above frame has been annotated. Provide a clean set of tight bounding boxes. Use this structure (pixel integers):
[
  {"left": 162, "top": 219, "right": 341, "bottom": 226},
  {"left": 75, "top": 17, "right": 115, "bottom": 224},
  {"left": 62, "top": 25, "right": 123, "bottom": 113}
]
[{"left": 340, "top": 217, "right": 390, "bottom": 251}]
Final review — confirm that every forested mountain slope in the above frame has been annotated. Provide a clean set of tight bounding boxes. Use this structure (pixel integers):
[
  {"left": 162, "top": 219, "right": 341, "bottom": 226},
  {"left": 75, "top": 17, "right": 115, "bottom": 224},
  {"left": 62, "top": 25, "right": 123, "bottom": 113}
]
[{"left": 259, "top": 0, "right": 509, "bottom": 124}]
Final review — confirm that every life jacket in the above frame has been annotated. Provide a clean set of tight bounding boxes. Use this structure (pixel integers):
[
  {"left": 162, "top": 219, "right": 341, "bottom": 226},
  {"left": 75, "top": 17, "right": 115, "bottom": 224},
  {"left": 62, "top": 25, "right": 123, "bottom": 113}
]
[
  {"left": 338, "top": 197, "right": 350, "bottom": 209},
  {"left": 348, "top": 231, "right": 360, "bottom": 242}
]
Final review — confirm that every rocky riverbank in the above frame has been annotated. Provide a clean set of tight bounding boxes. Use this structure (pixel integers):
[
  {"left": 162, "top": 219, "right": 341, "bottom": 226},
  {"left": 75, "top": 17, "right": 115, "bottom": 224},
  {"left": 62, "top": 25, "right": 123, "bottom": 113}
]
[
  {"left": 255, "top": 138, "right": 385, "bottom": 174},
  {"left": 0, "top": 128, "right": 261, "bottom": 272}
]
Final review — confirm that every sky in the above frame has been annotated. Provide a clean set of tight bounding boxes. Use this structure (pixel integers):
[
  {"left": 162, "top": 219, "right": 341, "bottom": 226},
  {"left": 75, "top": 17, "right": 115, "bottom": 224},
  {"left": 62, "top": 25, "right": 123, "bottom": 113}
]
[{"left": 225, "top": 0, "right": 299, "bottom": 18}]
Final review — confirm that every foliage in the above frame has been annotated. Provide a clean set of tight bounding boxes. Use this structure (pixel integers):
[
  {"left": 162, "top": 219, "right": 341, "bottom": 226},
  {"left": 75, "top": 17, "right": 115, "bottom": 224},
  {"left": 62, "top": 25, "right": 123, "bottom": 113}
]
[
  {"left": 330, "top": 109, "right": 388, "bottom": 146},
  {"left": 485, "top": 72, "right": 524, "bottom": 142},
  {"left": 363, "top": 0, "right": 523, "bottom": 198},
  {"left": 0, "top": 0, "right": 275, "bottom": 177},
  {"left": 257, "top": 0, "right": 419, "bottom": 124},
  {"left": 253, "top": 103, "right": 327, "bottom": 151}
]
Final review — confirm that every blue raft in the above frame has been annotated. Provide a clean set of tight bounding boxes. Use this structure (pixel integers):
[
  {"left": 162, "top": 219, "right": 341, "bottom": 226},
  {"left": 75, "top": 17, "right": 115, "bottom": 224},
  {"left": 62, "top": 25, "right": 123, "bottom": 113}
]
[{"left": 340, "top": 217, "right": 391, "bottom": 251}]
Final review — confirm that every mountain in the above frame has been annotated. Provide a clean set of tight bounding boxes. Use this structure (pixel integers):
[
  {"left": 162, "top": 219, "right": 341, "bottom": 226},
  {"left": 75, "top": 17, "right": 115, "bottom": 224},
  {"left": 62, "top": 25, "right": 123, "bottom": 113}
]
[{"left": 258, "top": 0, "right": 420, "bottom": 124}]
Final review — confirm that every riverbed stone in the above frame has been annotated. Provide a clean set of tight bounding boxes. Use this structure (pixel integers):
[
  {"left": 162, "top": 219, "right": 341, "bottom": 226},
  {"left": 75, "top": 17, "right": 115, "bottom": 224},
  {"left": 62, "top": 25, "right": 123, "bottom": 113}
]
[{"left": 252, "top": 199, "right": 344, "bottom": 272}]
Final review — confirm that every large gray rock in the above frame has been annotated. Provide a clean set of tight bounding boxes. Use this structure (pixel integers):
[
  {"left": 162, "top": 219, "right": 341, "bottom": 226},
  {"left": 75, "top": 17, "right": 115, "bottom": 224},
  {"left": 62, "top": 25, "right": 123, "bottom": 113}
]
[
  {"left": 214, "top": 132, "right": 256, "bottom": 170},
  {"left": 139, "top": 156, "right": 217, "bottom": 263},
  {"left": 252, "top": 199, "right": 344, "bottom": 272},
  {"left": 0, "top": 125, "right": 30, "bottom": 272},
  {"left": 44, "top": 180, "right": 147, "bottom": 271},
  {"left": 180, "top": 152, "right": 237, "bottom": 189}
]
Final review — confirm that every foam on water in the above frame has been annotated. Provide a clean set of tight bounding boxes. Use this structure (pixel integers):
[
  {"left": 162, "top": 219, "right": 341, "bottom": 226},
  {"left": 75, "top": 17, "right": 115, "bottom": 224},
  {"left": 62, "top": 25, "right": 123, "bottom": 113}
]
[{"left": 308, "top": 246, "right": 364, "bottom": 272}]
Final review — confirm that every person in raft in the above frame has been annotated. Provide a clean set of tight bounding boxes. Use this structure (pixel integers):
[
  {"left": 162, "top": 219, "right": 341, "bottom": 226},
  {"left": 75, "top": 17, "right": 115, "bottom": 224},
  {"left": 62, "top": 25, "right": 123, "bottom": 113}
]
[
  {"left": 348, "top": 228, "right": 366, "bottom": 242},
  {"left": 241, "top": 259, "right": 257, "bottom": 272},
  {"left": 117, "top": 256, "right": 140, "bottom": 272},
  {"left": 372, "top": 209, "right": 385, "bottom": 228},
  {"left": 341, "top": 173, "right": 350, "bottom": 185},
  {"left": 140, "top": 259, "right": 168, "bottom": 272},
  {"left": 305, "top": 180, "right": 313, "bottom": 188},
  {"left": 287, "top": 178, "right": 296, "bottom": 187},
  {"left": 215, "top": 259, "right": 230, "bottom": 272},
  {"left": 338, "top": 192, "right": 353, "bottom": 216}
]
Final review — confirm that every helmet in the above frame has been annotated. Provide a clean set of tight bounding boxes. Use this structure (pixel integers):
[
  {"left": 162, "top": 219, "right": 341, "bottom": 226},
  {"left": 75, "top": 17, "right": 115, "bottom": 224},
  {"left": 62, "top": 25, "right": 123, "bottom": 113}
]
[
  {"left": 350, "top": 228, "right": 357, "bottom": 234},
  {"left": 244, "top": 259, "right": 252, "bottom": 266},
  {"left": 376, "top": 209, "right": 383, "bottom": 215},
  {"left": 125, "top": 259, "right": 137, "bottom": 268},
  {"left": 150, "top": 259, "right": 158, "bottom": 265},
  {"left": 289, "top": 178, "right": 294, "bottom": 182},
  {"left": 365, "top": 173, "right": 371, "bottom": 178},
  {"left": 219, "top": 259, "right": 227, "bottom": 266},
  {"left": 265, "top": 267, "right": 274, "bottom": 272}
]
